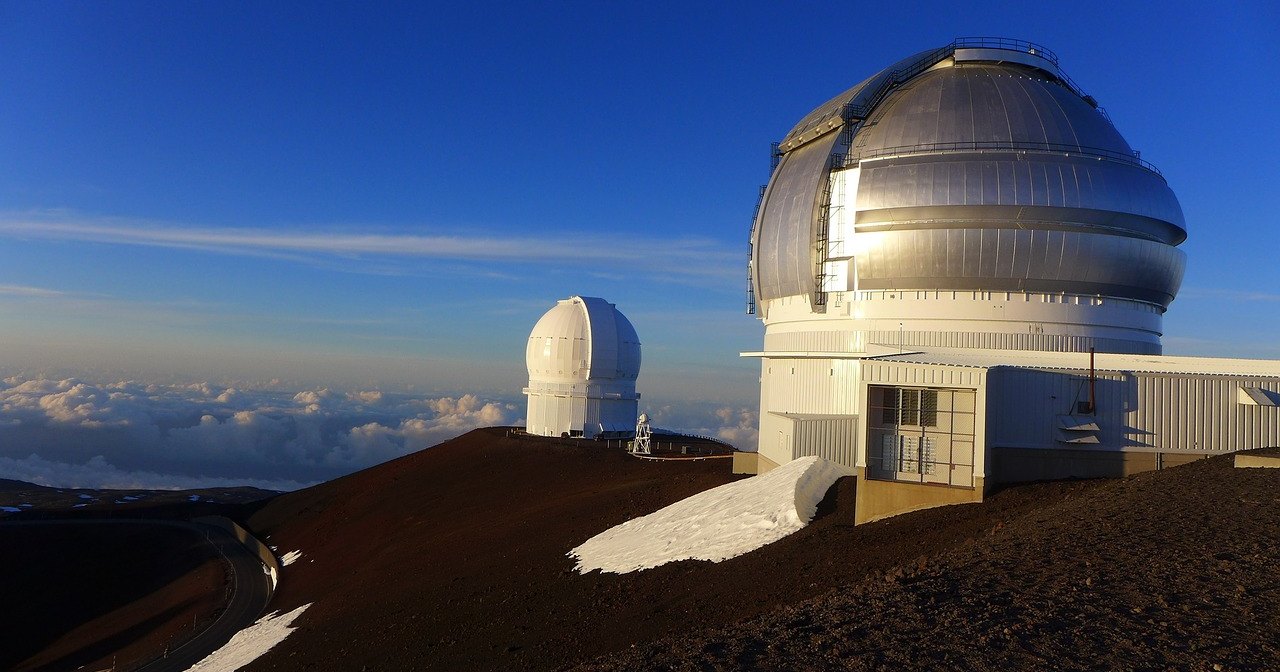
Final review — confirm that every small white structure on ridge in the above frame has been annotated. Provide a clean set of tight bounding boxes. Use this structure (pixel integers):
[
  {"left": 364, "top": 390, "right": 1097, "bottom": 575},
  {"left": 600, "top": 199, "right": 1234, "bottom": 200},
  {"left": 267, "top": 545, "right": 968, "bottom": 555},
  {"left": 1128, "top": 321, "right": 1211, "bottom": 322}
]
[
  {"left": 632, "top": 413, "right": 652, "bottom": 454},
  {"left": 524, "top": 296, "right": 641, "bottom": 439}
]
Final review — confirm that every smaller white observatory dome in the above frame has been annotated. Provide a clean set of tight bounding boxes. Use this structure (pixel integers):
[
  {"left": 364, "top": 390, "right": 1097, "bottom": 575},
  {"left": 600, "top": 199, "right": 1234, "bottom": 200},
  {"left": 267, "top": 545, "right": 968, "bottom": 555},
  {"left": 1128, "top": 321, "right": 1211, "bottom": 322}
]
[{"left": 524, "top": 296, "right": 641, "bottom": 439}]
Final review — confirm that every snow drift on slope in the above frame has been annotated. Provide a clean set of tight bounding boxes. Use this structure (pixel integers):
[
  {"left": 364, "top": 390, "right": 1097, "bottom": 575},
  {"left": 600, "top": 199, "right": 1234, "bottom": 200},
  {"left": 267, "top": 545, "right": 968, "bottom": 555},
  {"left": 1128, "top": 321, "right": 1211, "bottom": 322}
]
[
  {"left": 571, "top": 456, "right": 848, "bottom": 573},
  {"left": 184, "top": 603, "right": 310, "bottom": 672}
]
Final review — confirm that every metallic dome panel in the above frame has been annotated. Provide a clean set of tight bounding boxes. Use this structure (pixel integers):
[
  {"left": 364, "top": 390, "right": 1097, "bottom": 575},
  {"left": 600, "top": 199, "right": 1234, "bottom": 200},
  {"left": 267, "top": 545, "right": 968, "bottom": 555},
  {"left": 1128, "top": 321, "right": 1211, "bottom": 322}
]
[
  {"left": 852, "top": 228, "right": 1186, "bottom": 307},
  {"left": 855, "top": 155, "right": 1186, "bottom": 243},
  {"left": 750, "top": 41, "right": 1187, "bottom": 308},
  {"left": 851, "top": 65, "right": 1131, "bottom": 157},
  {"left": 753, "top": 131, "right": 843, "bottom": 303}
]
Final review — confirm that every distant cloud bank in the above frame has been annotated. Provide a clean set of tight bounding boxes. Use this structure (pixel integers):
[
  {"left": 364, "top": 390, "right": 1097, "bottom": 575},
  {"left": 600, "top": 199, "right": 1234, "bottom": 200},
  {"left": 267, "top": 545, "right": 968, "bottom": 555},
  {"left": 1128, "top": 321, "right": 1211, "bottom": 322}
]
[
  {"left": 0, "top": 375, "right": 514, "bottom": 491},
  {"left": 0, "top": 375, "right": 760, "bottom": 491}
]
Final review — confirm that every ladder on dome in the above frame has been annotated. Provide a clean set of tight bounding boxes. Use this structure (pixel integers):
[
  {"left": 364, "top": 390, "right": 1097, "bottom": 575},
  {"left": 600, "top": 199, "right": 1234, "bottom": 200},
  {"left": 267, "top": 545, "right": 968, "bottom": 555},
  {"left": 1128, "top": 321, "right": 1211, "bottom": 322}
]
[{"left": 746, "top": 182, "right": 767, "bottom": 315}]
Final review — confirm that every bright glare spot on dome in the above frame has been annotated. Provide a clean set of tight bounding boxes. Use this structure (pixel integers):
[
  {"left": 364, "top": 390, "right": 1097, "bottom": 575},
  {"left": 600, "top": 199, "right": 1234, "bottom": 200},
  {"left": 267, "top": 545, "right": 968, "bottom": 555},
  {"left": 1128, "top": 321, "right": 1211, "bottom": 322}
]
[{"left": 848, "top": 232, "right": 879, "bottom": 257}]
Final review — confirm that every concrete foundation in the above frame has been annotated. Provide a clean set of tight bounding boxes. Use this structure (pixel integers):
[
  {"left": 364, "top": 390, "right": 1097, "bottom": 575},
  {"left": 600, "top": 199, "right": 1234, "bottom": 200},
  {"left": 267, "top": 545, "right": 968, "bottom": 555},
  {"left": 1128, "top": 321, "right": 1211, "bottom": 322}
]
[
  {"left": 989, "top": 447, "right": 1207, "bottom": 484},
  {"left": 1235, "top": 453, "right": 1280, "bottom": 469},
  {"left": 731, "top": 451, "right": 759, "bottom": 475},
  {"left": 853, "top": 468, "right": 984, "bottom": 524}
]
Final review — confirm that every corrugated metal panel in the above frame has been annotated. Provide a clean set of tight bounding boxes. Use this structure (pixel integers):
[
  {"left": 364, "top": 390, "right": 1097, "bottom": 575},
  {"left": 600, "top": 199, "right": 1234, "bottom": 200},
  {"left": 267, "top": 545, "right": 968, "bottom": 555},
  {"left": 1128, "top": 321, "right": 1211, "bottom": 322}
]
[
  {"left": 988, "top": 368, "right": 1280, "bottom": 454},
  {"left": 861, "top": 360, "right": 986, "bottom": 389},
  {"left": 875, "top": 347, "right": 1280, "bottom": 378},
  {"left": 765, "top": 330, "right": 865, "bottom": 353},
  {"left": 862, "top": 330, "right": 1158, "bottom": 355},
  {"left": 1131, "top": 375, "right": 1280, "bottom": 453},
  {"left": 784, "top": 414, "right": 861, "bottom": 471}
]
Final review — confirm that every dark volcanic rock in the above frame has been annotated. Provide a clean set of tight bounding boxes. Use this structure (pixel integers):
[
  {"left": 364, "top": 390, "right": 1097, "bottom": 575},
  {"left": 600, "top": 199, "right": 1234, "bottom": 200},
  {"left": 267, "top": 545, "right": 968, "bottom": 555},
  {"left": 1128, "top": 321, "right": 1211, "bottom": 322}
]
[
  {"left": 580, "top": 456, "right": 1280, "bottom": 672},
  {"left": 240, "top": 428, "right": 1104, "bottom": 672}
]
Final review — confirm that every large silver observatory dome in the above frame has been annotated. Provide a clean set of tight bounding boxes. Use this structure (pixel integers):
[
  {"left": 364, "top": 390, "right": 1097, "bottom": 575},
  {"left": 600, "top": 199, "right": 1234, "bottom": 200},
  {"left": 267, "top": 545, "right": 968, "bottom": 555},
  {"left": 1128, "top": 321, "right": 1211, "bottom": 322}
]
[{"left": 749, "top": 38, "right": 1186, "bottom": 355}]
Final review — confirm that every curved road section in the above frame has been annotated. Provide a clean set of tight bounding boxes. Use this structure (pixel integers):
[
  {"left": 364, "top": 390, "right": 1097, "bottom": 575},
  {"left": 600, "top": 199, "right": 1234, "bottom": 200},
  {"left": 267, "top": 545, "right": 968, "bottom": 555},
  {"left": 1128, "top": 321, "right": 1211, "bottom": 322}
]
[
  {"left": 140, "top": 520, "right": 272, "bottom": 672},
  {"left": 1, "top": 519, "right": 272, "bottom": 672}
]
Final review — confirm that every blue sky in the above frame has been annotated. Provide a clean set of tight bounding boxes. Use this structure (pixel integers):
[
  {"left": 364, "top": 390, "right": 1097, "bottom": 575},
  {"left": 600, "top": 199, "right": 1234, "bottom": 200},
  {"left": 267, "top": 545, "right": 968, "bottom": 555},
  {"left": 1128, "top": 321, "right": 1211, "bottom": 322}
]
[{"left": 2, "top": 0, "right": 1278, "bottom": 408}]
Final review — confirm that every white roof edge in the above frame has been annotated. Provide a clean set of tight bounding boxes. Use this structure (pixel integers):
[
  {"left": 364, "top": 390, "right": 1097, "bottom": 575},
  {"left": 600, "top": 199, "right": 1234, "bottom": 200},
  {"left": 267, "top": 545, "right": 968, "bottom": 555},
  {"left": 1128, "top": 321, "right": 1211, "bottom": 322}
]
[{"left": 872, "top": 347, "right": 1280, "bottom": 378}]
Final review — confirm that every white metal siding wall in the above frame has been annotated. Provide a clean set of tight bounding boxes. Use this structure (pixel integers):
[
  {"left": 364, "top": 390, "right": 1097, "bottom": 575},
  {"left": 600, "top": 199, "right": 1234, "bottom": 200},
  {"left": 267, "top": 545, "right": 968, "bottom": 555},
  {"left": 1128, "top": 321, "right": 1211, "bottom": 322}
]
[
  {"left": 763, "top": 358, "right": 860, "bottom": 415},
  {"left": 595, "top": 397, "right": 639, "bottom": 436},
  {"left": 764, "top": 330, "right": 865, "bottom": 352},
  {"left": 989, "top": 369, "right": 1280, "bottom": 453},
  {"left": 861, "top": 361, "right": 985, "bottom": 388},
  {"left": 1133, "top": 375, "right": 1280, "bottom": 453},
  {"left": 790, "top": 416, "right": 860, "bottom": 470},
  {"left": 987, "top": 368, "right": 1132, "bottom": 449},
  {"left": 758, "top": 411, "right": 792, "bottom": 467}
]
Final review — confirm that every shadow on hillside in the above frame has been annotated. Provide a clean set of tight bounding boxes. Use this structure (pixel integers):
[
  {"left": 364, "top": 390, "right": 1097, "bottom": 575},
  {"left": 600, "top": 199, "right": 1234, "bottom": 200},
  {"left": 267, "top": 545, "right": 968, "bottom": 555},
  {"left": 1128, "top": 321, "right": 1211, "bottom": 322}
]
[{"left": 0, "top": 523, "right": 223, "bottom": 671}]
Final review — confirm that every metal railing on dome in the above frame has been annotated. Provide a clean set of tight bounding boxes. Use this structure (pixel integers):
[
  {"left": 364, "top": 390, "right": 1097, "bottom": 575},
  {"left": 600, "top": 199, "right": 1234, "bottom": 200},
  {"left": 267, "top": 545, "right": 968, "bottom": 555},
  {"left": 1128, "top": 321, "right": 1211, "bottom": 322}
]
[
  {"left": 841, "top": 45, "right": 953, "bottom": 121},
  {"left": 951, "top": 37, "right": 1059, "bottom": 65},
  {"left": 841, "top": 38, "right": 1093, "bottom": 128},
  {"left": 845, "top": 140, "right": 1164, "bottom": 178},
  {"left": 949, "top": 37, "right": 1096, "bottom": 105}
]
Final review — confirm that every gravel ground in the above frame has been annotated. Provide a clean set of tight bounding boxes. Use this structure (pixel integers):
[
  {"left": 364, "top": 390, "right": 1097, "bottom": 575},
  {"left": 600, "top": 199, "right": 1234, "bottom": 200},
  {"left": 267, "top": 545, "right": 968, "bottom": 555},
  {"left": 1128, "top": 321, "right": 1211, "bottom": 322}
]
[
  {"left": 580, "top": 455, "right": 1280, "bottom": 672},
  {"left": 16, "top": 430, "right": 1276, "bottom": 671},
  {"left": 238, "top": 428, "right": 1146, "bottom": 672}
]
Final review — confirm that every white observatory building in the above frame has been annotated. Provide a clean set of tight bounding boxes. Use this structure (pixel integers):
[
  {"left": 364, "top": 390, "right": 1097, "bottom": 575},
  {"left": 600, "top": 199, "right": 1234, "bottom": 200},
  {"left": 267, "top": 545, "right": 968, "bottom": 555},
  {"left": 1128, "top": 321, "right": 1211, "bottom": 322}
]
[
  {"left": 524, "top": 296, "right": 641, "bottom": 439},
  {"left": 743, "top": 39, "right": 1280, "bottom": 523}
]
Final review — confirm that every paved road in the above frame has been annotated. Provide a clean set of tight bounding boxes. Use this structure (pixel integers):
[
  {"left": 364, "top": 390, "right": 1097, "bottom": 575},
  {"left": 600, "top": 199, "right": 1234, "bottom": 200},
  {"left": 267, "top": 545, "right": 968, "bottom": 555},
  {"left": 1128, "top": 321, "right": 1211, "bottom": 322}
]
[{"left": 1, "top": 519, "right": 272, "bottom": 672}]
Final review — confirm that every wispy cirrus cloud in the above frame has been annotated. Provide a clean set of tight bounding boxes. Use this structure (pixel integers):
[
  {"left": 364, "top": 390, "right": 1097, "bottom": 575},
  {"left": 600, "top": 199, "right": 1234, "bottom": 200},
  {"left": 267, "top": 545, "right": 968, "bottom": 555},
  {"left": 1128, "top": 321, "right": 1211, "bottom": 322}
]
[
  {"left": 0, "top": 212, "right": 741, "bottom": 284},
  {"left": 0, "top": 285, "right": 67, "bottom": 298}
]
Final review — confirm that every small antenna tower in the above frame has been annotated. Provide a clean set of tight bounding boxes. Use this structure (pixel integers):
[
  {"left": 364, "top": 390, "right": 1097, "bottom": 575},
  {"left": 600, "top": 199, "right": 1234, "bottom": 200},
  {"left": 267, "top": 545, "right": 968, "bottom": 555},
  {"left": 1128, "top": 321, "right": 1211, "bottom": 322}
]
[{"left": 632, "top": 413, "right": 652, "bottom": 455}]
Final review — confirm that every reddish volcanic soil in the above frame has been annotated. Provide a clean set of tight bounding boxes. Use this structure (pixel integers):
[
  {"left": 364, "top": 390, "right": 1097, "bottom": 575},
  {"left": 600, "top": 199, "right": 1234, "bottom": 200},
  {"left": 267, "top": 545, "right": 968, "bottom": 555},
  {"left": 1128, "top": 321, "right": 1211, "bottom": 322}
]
[
  {"left": 1, "top": 523, "right": 227, "bottom": 672},
  {"left": 241, "top": 428, "right": 1140, "bottom": 672},
  {"left": 12, "top": 430, "right": 1278, "bottom": 671},
  {"left": 583, "top": 454, "right": 1280, "bottom": 672}
]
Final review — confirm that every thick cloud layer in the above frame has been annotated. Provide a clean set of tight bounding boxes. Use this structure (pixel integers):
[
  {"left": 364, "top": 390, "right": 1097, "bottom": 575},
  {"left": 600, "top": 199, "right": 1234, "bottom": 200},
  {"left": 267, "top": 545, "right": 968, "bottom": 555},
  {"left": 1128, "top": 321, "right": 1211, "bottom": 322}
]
[
  {"left": 0, "top": 375, "right": 760, "bottom": 491},
  {"left": 0, "top": 376, "right": 513, "bottom": 490}
]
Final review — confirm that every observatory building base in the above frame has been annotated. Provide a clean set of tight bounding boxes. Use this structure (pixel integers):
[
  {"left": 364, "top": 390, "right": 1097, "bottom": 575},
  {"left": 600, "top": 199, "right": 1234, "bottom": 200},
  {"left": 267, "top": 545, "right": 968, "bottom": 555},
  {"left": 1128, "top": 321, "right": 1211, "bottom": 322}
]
[{"left": 741, "top": 346, "right": 1280, "bottom": 525}]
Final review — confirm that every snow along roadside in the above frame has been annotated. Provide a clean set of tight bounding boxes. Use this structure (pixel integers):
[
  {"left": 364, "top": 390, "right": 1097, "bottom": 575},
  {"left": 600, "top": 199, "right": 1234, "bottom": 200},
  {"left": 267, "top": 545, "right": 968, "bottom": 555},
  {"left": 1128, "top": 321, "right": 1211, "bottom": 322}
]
[
  {"left": 183, "top": 604, "right": 310, "bottom": 672},
  {"left": 571, "top": 455, "right": 848, "bottom": 573}
]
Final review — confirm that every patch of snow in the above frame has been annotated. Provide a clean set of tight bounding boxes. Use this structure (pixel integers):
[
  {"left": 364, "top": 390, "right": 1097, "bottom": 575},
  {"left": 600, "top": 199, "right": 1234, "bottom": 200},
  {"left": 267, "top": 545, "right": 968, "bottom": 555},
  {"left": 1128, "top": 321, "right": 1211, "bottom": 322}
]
[
  {"left": 183, "top": 603, "right": 310, "bottom": 672},
  {"left": 122, "top": 495, "right": 139, "bottom": 501},
  {"left": 571, "top": 456, "right": 848, "bottom": 574},
  {"left": 73, "top": 503, "right": 88, "bottom": 508},
  {"left": 1, "top": 506, "right": 21, "bottom": 513},
  {"left": 189, "top": 494, "right": 201, "bottom": 501},
  {"left": 78, "top": 494, "right": 94, "bottom": 499},
  {"left": 280, "top": 550, "right": 303, "bottom": 566},
  {"left": 19, "top": 503, "right": 33, "bottom": 508}
]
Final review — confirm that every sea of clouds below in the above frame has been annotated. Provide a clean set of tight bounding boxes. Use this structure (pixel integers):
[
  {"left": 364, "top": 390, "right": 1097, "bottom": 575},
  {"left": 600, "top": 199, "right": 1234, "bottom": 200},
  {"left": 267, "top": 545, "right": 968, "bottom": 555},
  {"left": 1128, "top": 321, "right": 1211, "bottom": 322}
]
[{"left": 0, "top": 375, "right": 759, "bottom": 492}]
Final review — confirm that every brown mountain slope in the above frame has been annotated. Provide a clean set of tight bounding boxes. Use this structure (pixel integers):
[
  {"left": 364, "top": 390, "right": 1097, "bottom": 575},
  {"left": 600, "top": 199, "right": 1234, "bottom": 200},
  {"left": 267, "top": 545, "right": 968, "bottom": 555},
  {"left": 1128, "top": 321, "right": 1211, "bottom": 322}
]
[
  {"left": 0, "top": 522, "right": 225, "bottom": 672},
  {"left": 583, "top": 454, "right": 1280, "bottom": 671},
  {"left": 239, "top": 428, "right": 1106, "bottom": 671}
]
